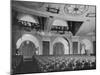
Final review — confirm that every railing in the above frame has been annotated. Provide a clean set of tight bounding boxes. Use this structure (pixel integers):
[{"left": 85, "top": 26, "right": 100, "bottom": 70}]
[
  {"left": 17, "top": 20, "right": 41, "bottom": 31},
  {"left": 51, "top": 26, "right": 69, "bottom": 34}
]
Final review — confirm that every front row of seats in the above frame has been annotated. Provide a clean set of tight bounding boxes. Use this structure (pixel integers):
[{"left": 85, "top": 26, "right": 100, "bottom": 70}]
[{"left": 33, "top": 56, "right": 96, "bottom": 72}]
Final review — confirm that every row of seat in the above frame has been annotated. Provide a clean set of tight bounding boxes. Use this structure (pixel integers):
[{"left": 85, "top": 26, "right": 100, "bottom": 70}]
[{"left": 33, "top": 55, "right": 96, "bottom": 72}]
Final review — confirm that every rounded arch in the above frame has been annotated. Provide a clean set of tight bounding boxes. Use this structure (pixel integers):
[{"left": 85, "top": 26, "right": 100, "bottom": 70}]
[
  {"left": 52, "top": 37, "right": 70, "bottom": 54},
  {"left": 17, "top": 14, "right": 38, "bottom": 23},
  {"left": 53, "top": 42, "right": 65, "bottom": 55},
  {"left": 80, "top": 39, "right": 93, "bottom": 54},
  {"left": 52, "top": 19, "right": 68, "bottom": 26},
  {"left": 19, "top": 40, "right": 37, "bottom": 58},
  {"left": 16, "top": 34, "right": 40, "bottom": 54}
]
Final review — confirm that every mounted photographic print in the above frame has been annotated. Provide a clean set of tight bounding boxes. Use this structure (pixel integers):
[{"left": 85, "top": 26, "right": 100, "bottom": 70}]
[{"left": 11, "top": 0, "right": 96, "bottom": 75}]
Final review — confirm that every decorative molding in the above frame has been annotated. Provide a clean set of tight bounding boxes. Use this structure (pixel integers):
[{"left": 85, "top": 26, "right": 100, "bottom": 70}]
[{"left": 64, "top": 4, "right": 89, "bottom": 16}]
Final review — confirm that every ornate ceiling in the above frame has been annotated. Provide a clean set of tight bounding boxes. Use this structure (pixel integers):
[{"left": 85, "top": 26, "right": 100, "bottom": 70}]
[{"left": 12, "top": 1, "right": 96, "bottom": 36}]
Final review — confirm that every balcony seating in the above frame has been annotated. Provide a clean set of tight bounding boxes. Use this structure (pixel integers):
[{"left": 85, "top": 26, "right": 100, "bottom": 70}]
[
  {"left": 17, "top": 20, "right": 41, "bottom": 31},
  {"left": 51, "top": 26, "right": 68, "bottom": 34}
]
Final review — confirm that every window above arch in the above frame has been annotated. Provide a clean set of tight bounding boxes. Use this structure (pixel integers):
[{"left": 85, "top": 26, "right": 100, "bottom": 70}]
[
  {"left": 16, "top": 14, "right": 42, "bottom": 31},
  {"left": 51, "top": 19, "right": 69, "bottom": 34}
]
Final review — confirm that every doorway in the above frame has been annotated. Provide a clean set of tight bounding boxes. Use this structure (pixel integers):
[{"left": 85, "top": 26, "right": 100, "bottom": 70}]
[
  {"left": 19, "top": 41, "right": 36, "bottom": 59},
  {"left": 53, "top": 42, "right": 64, "bottom": 55}
]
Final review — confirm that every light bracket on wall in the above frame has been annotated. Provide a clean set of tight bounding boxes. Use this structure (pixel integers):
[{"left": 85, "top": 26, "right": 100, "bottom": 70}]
[{"left": 46, "top": 7, "right": 60, "bottom": 14}]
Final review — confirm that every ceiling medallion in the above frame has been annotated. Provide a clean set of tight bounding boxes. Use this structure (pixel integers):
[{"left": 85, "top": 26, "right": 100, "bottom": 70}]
[{"left": 64, "top": 4, "right": 89, "bottom": 16}]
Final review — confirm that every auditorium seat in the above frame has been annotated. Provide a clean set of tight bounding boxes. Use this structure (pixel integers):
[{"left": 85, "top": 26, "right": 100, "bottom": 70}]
[{"left": 32, "top": 55, "right": 96, "bottom": 72}]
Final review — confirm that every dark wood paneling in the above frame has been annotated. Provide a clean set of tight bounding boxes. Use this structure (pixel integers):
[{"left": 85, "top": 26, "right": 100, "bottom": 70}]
[
  {"left": 73, "top": 42, "right": 78, "bottom": 54},
  {"left": 93, "top": 41, "right": 96, "bottom": 55},
  {"left": 53, "top": 42, "right": 64, "bottom": 55},
  {"left": 43, "top": 41, "right": 50, "bottom": 55}
]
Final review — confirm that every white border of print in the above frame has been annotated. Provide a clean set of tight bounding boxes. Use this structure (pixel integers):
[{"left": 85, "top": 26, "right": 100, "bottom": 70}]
[{"left": 0, "top": 0, "right": 99, "bottom": 75}]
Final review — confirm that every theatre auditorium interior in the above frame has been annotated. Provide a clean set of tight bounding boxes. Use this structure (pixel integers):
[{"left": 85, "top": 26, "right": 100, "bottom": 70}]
[{"left": 11, "top": 1, "right": 96, "bottom": 74}]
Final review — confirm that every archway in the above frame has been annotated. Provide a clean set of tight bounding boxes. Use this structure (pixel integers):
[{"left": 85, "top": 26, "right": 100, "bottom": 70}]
[
  {"left": 19, "top": 41, "right": 37, "bottom": 58},
  {"left": 80, "top": 39, "right": 93, "bottom": 55},
  {"left": 53, "top": 42, "right": 64, "bottom": 55},
  {"left": 52, "top": 19, "right": 68, "bottom": 26},
  {"left": 16, "top": 34, "right": 40, "bottom": 58},
  {"left": 17, "top": 14, "right": 38, "bottom": 23},
  {"left": 52, "top": 37, "right": 69, "bottom": 55}
]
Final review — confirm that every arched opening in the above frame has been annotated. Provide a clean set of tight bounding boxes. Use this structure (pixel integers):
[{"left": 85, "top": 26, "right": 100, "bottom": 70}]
[
  {"left": 16, "top": 34, "right": 40, "bottom": 58},
  {"left": 53, "top": 42, "right": 64, "bottom": 55},
  {"left": 52, "top": 37, "right": 69, "bottom": 55},
  {"left": 19, "top": 41, "right": 37, "bottom": 58},
  {"left": 51, "top": 19, "right": 69, "bottom": 33},
  {"left": 17, "top": 14, "right": 38, "bottom": 23},
  {"left": 80, "top": 39, "right": 93, "bottom": 55},
  {"left": 52, "top": 19, "right": 68, "bottom": 26}
]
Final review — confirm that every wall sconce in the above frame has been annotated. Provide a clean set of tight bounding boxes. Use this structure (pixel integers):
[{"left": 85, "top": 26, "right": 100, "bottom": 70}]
[{"left": 46, "top": 5, "right": 60, "bottom": 14}]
